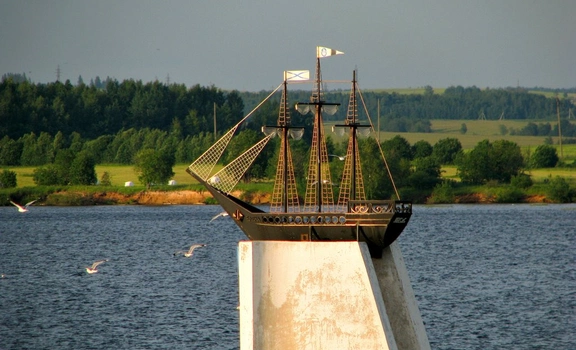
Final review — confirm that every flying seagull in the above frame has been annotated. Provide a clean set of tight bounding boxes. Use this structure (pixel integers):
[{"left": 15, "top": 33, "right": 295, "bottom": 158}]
[
  {"left": 86, "top": 259, "right": 108, "bottom": 274},
  {"left": 174, "top": 244, "right": 206, "bottom": 258},
  {"left": 10, "top": 199, "right": 38, "bottom": 213},
  {"left": 328, "top": 154, "right": 347, "bottom": 161},
  {"left": 210, "top": 211, "right": 229, "bottom": 222}
]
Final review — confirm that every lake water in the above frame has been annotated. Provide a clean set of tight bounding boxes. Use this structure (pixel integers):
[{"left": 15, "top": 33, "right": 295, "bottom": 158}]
[{"left": 1, "top": 204, "right": 574, "bottom": 349}]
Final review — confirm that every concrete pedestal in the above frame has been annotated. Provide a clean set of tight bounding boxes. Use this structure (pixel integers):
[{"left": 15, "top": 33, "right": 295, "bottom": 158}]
[{"left": 238, "top": 241, "right": 430, "bottom": 350}]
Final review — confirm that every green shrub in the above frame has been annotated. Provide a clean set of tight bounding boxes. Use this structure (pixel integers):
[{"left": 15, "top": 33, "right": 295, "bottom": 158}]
[
  {"left": 0, "top": 169, "right": 17, "bottom": 188},
  {"left": 100, "top": 171, "right": 112, "bottom": 186},
  {"left": 490, "top": 187, "right": 526, "bottom": 203},
  {"left": 530, "top": 144, "right": 559, "bottom": 168},
  {"left": 33, "top": 166, "right": 64, "bottom": 185},
  {"left": 428, "top": 181, "right": 455, "bottom": 204},
  {"left": 546, "top": 176, "right": 573, "bottom": 203},
  {"left": 510, "top": 174, "right": 533, "bottom": 189},
  {"left": 203, "top": 197, "right": 218, "bottom": 205}
]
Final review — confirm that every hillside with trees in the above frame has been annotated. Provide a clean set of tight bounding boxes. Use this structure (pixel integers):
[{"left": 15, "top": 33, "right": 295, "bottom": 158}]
[{"left": 1, "top": 75, "right": 575, "bottom": 203}]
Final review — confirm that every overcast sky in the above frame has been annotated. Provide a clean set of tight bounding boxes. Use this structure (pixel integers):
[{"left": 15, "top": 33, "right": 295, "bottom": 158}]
[{"left": 1, "top": 0, "right": 574, "bottom": 91}]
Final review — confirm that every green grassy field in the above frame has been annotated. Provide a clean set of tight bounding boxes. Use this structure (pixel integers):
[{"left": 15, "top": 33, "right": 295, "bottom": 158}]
[
  {"left": 7, "top": 164, "right": 202, "bottom": 188},
  {"left": 328, "top": 118, "right": 575, "bottom": 159},
  {"left": 442, "top": 165, "right": 576, "bottom": 184},
  {"left": 6, "top": 117, "right": 575, "bottom": 189},
  {"left": 8, "top": 160, "right": 575, "bottom": 189}
]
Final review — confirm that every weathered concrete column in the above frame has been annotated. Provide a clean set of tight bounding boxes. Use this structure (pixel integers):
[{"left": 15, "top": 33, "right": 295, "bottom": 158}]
[
  {"left": 238, "top": 241, "right": 429, "bottom": 350},
  {"left": 372, "top": 242, "right": 431, "bottom": 350}
]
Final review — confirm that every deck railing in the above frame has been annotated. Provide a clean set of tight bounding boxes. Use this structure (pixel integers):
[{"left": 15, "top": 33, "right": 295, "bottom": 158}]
[{"left": 348, "top": 200, "right": 412, "bottom": 214}]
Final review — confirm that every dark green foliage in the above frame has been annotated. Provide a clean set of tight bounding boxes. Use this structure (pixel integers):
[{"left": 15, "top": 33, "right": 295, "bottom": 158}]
[
  {"left": 69, "top": 151, "right": 97, "bottom": 185},
  {"left": 381, "top": 135, "right": 413, "bottom": 160},
  {"left": 0, "top": 78, "right": 244, "bottom": 141},
  {"left": 241, "top": 86, "right": 575, "bottom": 131},
  {"left": 19, "top": 133, "right": 40, "bottom": 166},
  {"left": 223, "top": 129, "right": 273, "bottom": 180},
  {"left": 457, "top": 139, "right": 524, "bottom": 184},
  {"left": 83, "top": 135, "right": 113, "bottom": 164},
  {"left": 408, "top": 156, "right": 441, "bottom": 189},
  {"left": 361, "top": 138, "right": 411, "bottom": 199},
  {"left": 0, "top": 169, "right": 17, "bottom": 188},
  {"left": 33, "top": 166, "right": 62, "bottom": 186},
  {"left": 53, "top": 149, "right": 76, "bottom": 182},
  {"left": 460, "top": 123, "right": 467, "bottom": 134},
  {"left": 134, "top": 148, "right": 175, "bottom": 189},
  {"left": 174, "top": 132, "right": 214, "bottom": 164},
  {"left": 411, "top": 140, "right": 433, "bottom": 159},
  {"left": 32, "top": 149, "right": 76, "bottom": 185},
  {"left": 530, "top": 144, "right": 559, "bottom": 168},
  {"left": 0, "top": 136, "right": 22, "bottom": 165},
  {"left": 428, "top": 181, "right": 455, "bottom": 204},
  {"left": 488, "top": 186, "right": 526, "bottom": 203},
  {"left": 511, "top": 119, "right": 576, "bottom": 137},
  {"left": 546, "top": 176, "right": 573, "bottom": 203},
  {"left": 432, "top": 137, "right": 462, "bottom": 165},
  {"left": 100, "top": 172, "right": 112, "bottom": 186},
  {"left": 510, "top": 173, "right": 533, "bottom": 189},
  {"left": 1, "top": 77, "right": 575, "bottom": 169}
]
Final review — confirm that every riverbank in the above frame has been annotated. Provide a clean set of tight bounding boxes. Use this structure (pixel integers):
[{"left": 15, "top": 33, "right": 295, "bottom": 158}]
[
  {"left": 27, "top": 189, "right": 550, "bottom": 206},
  {"left": 40, "top": 190, "right": 273, "bottom": 206},
  {"left": 1, "top": 186, "right": 559, "bottom": 206}
]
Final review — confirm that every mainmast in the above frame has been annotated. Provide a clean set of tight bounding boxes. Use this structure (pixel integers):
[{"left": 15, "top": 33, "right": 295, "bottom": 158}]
[{"left": 298, "top": 51, "right": 341, "bottom": 213}]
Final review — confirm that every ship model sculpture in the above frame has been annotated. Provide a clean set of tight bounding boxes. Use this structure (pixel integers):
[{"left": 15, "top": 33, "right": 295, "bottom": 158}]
[{"left": 187, "top": 47, "right": 412, "bottom": 258}]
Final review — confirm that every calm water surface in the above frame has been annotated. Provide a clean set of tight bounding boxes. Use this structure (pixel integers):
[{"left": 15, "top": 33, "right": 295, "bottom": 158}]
[{"left": 1, "top": 204, "right": 574, "bottom": 349}]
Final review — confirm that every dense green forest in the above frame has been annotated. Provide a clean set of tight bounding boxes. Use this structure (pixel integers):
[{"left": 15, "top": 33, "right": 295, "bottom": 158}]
[
  {"left": 1, "top": 74, "right": 575, "bottom": 169},
  {"left": 1, "top": 74, "right": 574, "bottom": 202},
  {"left": 239, "top": 85, "right": 575, "bottom": 132},
  {"left": 2, "top": 74, "right": 575, "bottom": 139}
]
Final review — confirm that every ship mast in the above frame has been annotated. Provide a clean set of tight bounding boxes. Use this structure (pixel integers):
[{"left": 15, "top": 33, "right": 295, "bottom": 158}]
[
  {"left": 282, "top": 79, "right": 289, "bottom": 210},
  {"left": 313, "top": 57, "right": 324, "bottom": 212},
  {"left": 270, "top": 75, "right": 301, "bottom": 213},
  {"left": 335, "top": 70, "right": 368, "bottom": 210},
  {"left": 298, "top": 56, "right": 339, "bottom": 213}
]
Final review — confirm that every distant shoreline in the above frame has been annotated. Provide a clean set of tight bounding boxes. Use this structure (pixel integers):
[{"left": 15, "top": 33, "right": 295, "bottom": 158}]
[
  {"left": 9, "top": 190, "right": 550, "bottom": 206},
  {"left": 38, "top": 190, "right": 272, "bottom": 206}
]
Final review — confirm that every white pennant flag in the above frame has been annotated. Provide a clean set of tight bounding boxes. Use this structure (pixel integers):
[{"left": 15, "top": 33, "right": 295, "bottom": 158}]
[
  {"left": 316, "top": 46, "right": 344, "bottom": 58},
  {"left": 284, "top": 70, "right": 310, "bottom": 81}
]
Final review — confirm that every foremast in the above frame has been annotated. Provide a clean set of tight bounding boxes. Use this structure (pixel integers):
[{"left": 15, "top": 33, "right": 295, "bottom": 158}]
[{"left": 269, "top": 76, "right": 301, "bottom": 213}]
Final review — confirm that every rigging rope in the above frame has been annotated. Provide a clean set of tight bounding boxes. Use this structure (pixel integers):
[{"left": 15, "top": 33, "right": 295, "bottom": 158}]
[
  {"left": 356, "top": 83, "right": 401, "bottom": 200},
  {"left": 188, "top": 83, "right": 283, "bottom": 180}
]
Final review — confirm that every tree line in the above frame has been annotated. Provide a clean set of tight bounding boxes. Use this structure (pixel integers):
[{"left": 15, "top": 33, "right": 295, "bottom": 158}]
[
  {"left": 0, "top": 76, "right": 244, "bottom": 140},
  {"left": 0, "top": 75, "right": 573, "bottom": 201},
  {"left": 508, "top": 120, "right": 576, "bottom": 138},
  {"left": 1, "top": 129, "right": 571, "bottom": 202},
  {"left": 2, "top": 76, "right": 575, "bottom": 142},
  {"left": 239, "top": 85, "right": 576, "bottom": 133}
]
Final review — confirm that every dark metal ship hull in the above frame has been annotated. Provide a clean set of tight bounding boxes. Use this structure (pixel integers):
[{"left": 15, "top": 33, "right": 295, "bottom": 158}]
[{"left": 189, "top": 169, "right": 411, "bottom": 258}]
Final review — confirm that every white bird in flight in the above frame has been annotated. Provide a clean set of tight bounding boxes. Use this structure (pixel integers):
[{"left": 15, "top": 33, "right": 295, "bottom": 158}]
[
  {"left": 174, "top": 244, "right": 206, "bottom": 258},
  {"left": 86, "top": 259, "right": 108, "bottom": 274},
  {"left": 328, "top": 154, "right": 347, "bottom": 161},
  {"left": 10, "top": 199, "right": 38, "bottom": 213},
  {"left": 312, "top": 179, "right": 339, "bottom": 186},
  {"left": 210, "top": 211, "right": 229, "bottom": 222}
]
